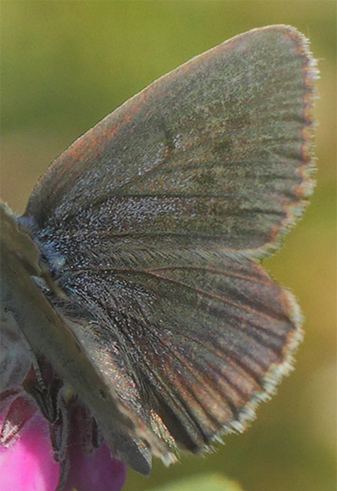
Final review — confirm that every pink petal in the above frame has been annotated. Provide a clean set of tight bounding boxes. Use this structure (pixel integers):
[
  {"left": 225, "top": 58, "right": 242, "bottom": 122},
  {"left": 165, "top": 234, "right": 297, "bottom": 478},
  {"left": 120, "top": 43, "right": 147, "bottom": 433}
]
[
  {"left": 0, "top": 400, "right": 127, "bottom": 491},
  {"left": 0, "top": 411, "right": 59, "bottom": 491},
  {"left": 63, "top": 442, "right": 126, "bottom": 491}
]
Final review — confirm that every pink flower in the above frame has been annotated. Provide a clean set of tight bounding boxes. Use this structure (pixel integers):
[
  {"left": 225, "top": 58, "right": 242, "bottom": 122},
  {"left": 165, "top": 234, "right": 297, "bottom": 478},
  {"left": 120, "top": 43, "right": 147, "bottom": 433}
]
[
  {"left": 0, "top": 316, "right": 126, "bottom": 491},
  {"left": 0, "top": 393, "right": 126, "bottom": 491}
]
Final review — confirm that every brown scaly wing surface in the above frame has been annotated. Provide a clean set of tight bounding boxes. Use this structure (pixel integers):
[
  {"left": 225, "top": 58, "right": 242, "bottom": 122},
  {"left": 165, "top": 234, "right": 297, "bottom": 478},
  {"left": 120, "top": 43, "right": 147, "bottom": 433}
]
[{"left": 21, "top": 25, "right": 317, "bottom": 472}]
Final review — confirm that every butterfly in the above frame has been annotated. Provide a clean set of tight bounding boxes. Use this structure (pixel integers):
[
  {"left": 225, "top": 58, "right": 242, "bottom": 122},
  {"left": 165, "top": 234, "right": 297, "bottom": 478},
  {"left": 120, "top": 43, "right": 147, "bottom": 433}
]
[{"left": 1, "top": 24, "right": 317, "bottom": 480}]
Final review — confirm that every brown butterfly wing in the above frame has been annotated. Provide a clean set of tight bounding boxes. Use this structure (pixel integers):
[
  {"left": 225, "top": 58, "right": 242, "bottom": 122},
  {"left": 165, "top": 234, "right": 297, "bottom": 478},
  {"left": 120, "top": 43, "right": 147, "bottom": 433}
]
[
  {"left": 21, "top": 25, "right": 317, "bottom": 472},
  {"left": 51, "top": 252, "right": 301, "bottom": 452}
]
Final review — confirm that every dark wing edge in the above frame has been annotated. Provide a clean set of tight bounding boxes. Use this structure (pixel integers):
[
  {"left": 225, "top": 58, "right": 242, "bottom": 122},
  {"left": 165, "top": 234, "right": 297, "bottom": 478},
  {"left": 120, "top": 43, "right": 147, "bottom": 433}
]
[
  {"left": 249, "top": 25, "right": 318, "bottom": 261},
  {"left": 226, "top": 287, "right": 303, "bottom": 436}
]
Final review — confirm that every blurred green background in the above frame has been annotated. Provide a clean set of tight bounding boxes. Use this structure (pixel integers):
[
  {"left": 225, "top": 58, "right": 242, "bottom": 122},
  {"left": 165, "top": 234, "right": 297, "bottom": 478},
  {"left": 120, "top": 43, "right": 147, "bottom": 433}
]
[{"left": 1, "top": 1, "right": 336, "bottom": 490}]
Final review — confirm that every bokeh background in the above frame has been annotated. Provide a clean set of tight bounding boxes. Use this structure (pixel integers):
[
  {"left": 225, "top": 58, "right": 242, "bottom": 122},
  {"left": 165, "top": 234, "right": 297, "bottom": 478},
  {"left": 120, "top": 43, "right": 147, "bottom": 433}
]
[{"left": 1, "top": 2, "right": 336, "bottom": 490}]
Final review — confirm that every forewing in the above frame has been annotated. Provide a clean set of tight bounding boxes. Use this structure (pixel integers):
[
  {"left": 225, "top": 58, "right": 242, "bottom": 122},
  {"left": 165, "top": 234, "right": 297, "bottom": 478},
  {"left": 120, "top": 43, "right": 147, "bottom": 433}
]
[{"left": 24, "top": 25, "right": 316, "bottom": 257}]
